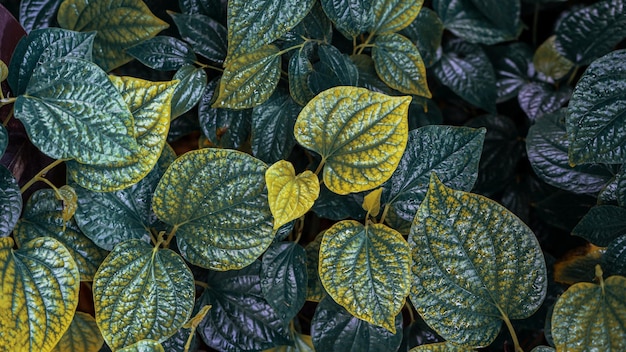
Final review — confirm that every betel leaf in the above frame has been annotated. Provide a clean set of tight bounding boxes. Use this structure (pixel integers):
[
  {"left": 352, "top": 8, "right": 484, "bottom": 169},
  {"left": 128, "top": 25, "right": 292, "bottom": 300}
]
[
  {"left": 604, "top": 234, "right": 626, "bottom": 276},
  {"left": 294, "top": 86, "right": 410, "bottom": 195},
  {"left": 0, "top": 165, "right": 21, "bottom": 238},
  {"left": 353, "top": 54, "right": 396, "bottom": 94},
  {"left": 152, "top": 148, "right": 274, "bottom": 270},
  {"left": 265, "top": 332, "right": 314, "bottom": 352},
  {"left": 51, "top": 312, "right": 104, "bottom": 352},
  {"left": 305, "top": 231, "right": 325, "bottom": 302},
  {"left": 409, "top": 342, "right": 472, "bottom": 351},
  {"left": 319, "top": 220, "right": 410, "bottom": 333},
  {"left": 213, "top": 44, "right": 281, "bottom": 109},
  {"left": 289, "top": 49, "right": 316, "bottom": 106},
  {"left": 311, "top": 296, "right": 403, "bottom": 352},
  {"left": 533, "top": 35, "right": 574, "bottom": 80},
  {"left": 517, "top": 82, "right": 571, "bottom": 122},
  {"left": 433, "top": 39, "right": 497, "bottom": 113},
  {"left": 308, "top": 44, "right": 359, "bottom": 94},
  {"left": 8, "top": 27, "right": 95, "bottom": 96},
  {"left": 312, "top": 185, "right": 367, "bottom": 220},
  {"left": 567, "top": 49, "right": 626, "bottom": 165},
  {"left": 18, "top": 0, "right": 63, "bottom": 33},
  {"left": 179, "top": 0, "right": 221, "bottom": 19},
  {"left": 126, "top": 36, "right": 196, "bottom": 71},
  {"left": 573, "top": 205, "right": 626, "bottom": 247},
  {"left": 400, "top": 8, "right": 443, "bottom": 68},
  {"left": 527, "top": 109, "right": 614, "bottom": 195},
  {"left": 369, "top": 0, "right": 422, "bottom": 35},
  {"left": 320, "top": 0, "right": 373, "bottom": 38},
  {"left": 169, "top": 12, "right": 227, "bottom": 64},
  {"left": 117, "top": 340, "right": 165, "bottom": 352},
  {"left": 57, "top": 0, "right": 168, "bottom": 72},
  {"left": 383, "top": 125, "right": 484, "bottom": 222},
  {"left": 196, "top": 261, "right": 292, "bottom": 351},
  {"left": 72, "top": 146, "right": 175, "bottom": 251},
  {"left": 226, "top": 0, "right": 314, "bottom": 61},
  {"left": 93, "top": 239, "right": 195, "bottom": 350},
  {"left": 409, "top": 174, "right": 547, "bottom": 347},
  {"left": 251, "top": 88, "right": 301, "bottom": 163},
  {"left": 266, "top": 160, "right": 320, "bottom": 230},
  {"left": 14, "top": 57, "right": 139, "bottom": 165},
  {"left": 552, "top": 271, "right": 626, "bottom": 351},
  {"left": 261, "top": 241, "right": 308, "bottom": 321},
  {"left": 486, "top": 42, "right": 534, "bottom": 103},
  {"left": 362, "top": 187, "right": 383, "bottom": 217},
  {"left": 372, "top": 33, "right": 431, "bottom": 98},
  {"left": 468, "top": 0, "right": 521, "bottom": 37},
  {"left": 554, "top": 0, "right": 626, "bottom": 66},
  {"left": 0, "top": 236, "right": 79, "bottom": 352},
  {"left": 285, "top": 1, "right": 333, "bottom": 45},
  {"left": 170, "top": 64, "right": 208, "bottom": 119}
]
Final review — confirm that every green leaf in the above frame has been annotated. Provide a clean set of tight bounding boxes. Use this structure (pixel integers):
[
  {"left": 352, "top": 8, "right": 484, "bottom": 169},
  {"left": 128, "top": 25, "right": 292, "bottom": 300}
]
[
  {"left": 18, "top": 0, "right": 63, "bottom": 32},
  {"left": 554, "top": 0, "right": 626, "bottom": 66},
  {"left": 0, "top": 124, "right": 7, "bottom": 159},
  {"left": 117, "top": 340, "right": 165, "bottom": 352},
  {"left": 161, "top": 326, "right": 198, "bottom": 352},
  {"left": 288, "top": 49, "right": 317, "bottom": 106},
  {"left": 369, "top": 0, "right": 422, "bottom": 35},
  {"left": 319, "top": 220, "right": 410, "bottom": 332},
  {"left": 261, "top": 242, "right": 308, "bottom": 321},
  {"left": 573, "top": 205, "right": 626, "bottom": 247},
  {"left": 409, "top": 342, "right": 472, "bottom": 351},
  {"left": 51, "top": 312, "right": 104, "bottom": 352},
  {"left": 312, "top": 185, "right": 367, "bottom": 220},
  {"left": 8, "top": 27, "right": 95, "bottom": 95},
  {"left": 0, "top": 165, "right": 21, "bottom": 238},
  {"left": 308, "top": 44, "right": 359, "bottom": 94},
  {"left": 169, "top": 12, "right": 227, "bottom": 64},
  {"left": 399, "top": 8, "right": 443, "bottom": 68},
  {"left": 533, "top": 35, "right": 574, "bottom": 80},
  {"left": 352, "top": 54, "right": 396, "bottom": 94},
  {"left": 468, "top": 0, "right": 521, "bottom": 36},
  {"left": 567, "top": 49, "right": 626, "bottom": 165},
  {"left": 618, "top": 168, "right": 626, "bottom": 207},
  {"left": 518, "top": 82, "right": 571, "bottom": 122},
  {"left": 486, "top": 42, "right": 533, "bottom": 103},
  {"left": 320, "top": 0, "right": 373, "bottom": 38},
  {"left": 527, "top": 109, "right": 614, "bottom": 194},
  {"left": 284, "top": 1, "right": 333, "bottom": 45},
  {"left": 94, "top": 239, "right": 195, "bottom": 350},
  {"left": 305, "top": 232, "right": 326, "bottom": 302},
  {"left": 409, "top": 174, "right": 547, "bottom": 347},
  {"left": 179, "top": 0, "right": 221, "bottom": 19},
  {"left": 433, "top": 39, "right": 497, "bottom": 113},
  {"left": 153, "top": 148, "right": 273, "bottom": 270},
  {"left": 126, "top": 36, "right": 197, "bottom": 71},
  {"left": 57, "top": 0, "right": 169, "bottom": 71},
  {"left": 529, "top": 347, "right": 556, "bottom": 352},
  {"left": 196, "top": 261, "right": 292, "bottom": 351},
  {"left": 603, "top": 234, "right": 626, "bottom": 276},
  {"left": 170, "top": 64, "right": 208, "bottom": 119},
  {"left": 213, "top": 45, "right": 281, "bottom": 109},
  {"left": 14, "top": 57, "right": 139, "bottom": 165},
  {"left": 362, "top": 187, "right": 383, "bottom": 217},
  {"left": 14, "top": 189, "right": 109, "bottom": 281},
  {"left": 311, "top": 296, "right": 403, "bottom": 351},
  {"left": 0, "top": 236, "right": 79, "bottom": 352},
  {"left": 552, "top": 273, "right": 626, "bottom": 351},
  {"left": 264, "top": 332, "right": 314, "bottom": 352},
  {"left": 372, "top": 33, "right": 431, "bottom": 98},
  {"left": 294, "top": 86, "right": 410, "bottom": 195}
]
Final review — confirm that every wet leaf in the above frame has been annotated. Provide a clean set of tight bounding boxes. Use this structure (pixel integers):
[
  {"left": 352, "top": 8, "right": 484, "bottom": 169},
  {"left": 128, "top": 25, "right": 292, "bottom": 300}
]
[
  {"left": 19, "top": 0, "right": 63, "bottom": 32},
  {"left": 517, "top": 82, "right": 571, "bottom": 122},
  {"left": 369, "top": 0, "right": 422, "bottom": 35},
  {"left": 0, "top": 165, "right": 21, "bottom": 237},
  {"left": 288, "top": 49, "right": 316, "bottom": 106},
  {"left": 573, "top": 205, "right": 626, "bottom": 247},
  {"left": 126, "top": 36, "right": 196, "bottom": 71},
  {"left": 51, "top": 312, "right": 104, "bottom": 352},
  {"left": 169, "top": 12, "right": 227, "bottom": 64},
  {"left": 170, "top": 65, "right": 208, "bottom": 119},
  {"left": 533, "top": 36, "right": 574, "bottom": 80},
  {"left": 320, "top": 0, "right": 373, "bottom": 38}
]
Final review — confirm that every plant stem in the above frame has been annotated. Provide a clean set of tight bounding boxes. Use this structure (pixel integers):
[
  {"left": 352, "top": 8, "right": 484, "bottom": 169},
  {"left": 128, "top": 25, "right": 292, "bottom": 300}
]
[
  {"left": 2, "top": 107, "right": 14, "bottom": 126},
  {"left": 163, "top": 225, "right": 179, "bottom": 248},
  {"left": 356, "top": 32, "right": 376, "bottom": 55},
  {"left": 499, "top": 306, "right": 523, "bottom": 352},
  {"left": 20, "top": 159, "right": 65, "bottom": 193},
  {"left": 313, "top": 159, "right": 326, "bottom": 176},
  {"left": 195, "top": 61, "right": 223, "bottom": 72},
  {"left": 0, "top": 97, "right": 16, "bottom": 106},
  {"left": 567, "top": 65, "right": 580, "bottom": 86},
  {"left": 379, "top": 203, "right": 391, "bottom": 224},
  {"left": 405, "top": 300, "right": 416, "bottom": 323},
  {"left": 194, "top": 280, "right": 209, "bottom": 289}
]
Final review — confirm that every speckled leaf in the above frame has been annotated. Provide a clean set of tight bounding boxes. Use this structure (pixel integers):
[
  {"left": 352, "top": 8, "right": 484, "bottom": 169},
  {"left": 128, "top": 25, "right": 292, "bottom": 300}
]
[
  {"left": 0, "top": 236, "right": 79, "bottom": 352},
  {"left": 400, "top": 8, "right": 443, "bottom": 68},
  {"left": 73, "top": 147, "right": 175, "bottom": 251},
  {"left": 567, "top": 50, "right": 626, "bottom": 165},
  {"left": 93, "top": 240, "right": 195, "bottom": 350},
  {"left": 294, "top": 86, "right": 410, "bottom": 195},
  {"left": 305, "top": 232, "right": 325, "bottom": 301},
  {"left": 383, "top": 125, "right": 485, "bottom": 221},
  {"left": 170, "top": 65, "right": 207, "bottom": 119},
  {"left": 19, "top": 0, "right": 63, "bottom": 32},
  {"left": 320, "top": 0, "right": 373, "bottom": 38},
  {"left": 372, "top": 33, "right": 431, "bottom": 98},
  {"left": 67, "top": 75, "right": 176, "bottom": 192},
  {"left": 289, "top": 47, "right": 316, "bottom": 106},
  {"left": 126, "top": 36, "right": 196, "bottom": 71},
  {"left": 409, "top": 342, "right": 473, "bottom": 351},
  {"left": 57, "top": 0, "right": 169, "bottom": 71},
  {"left": 552, "top": 273, "right": 626, "bottom": 351},
  {"left": 319, "top": 220, "right": 410, "bottom": 333},
  {"left": 51, "top": 312, "right": 104, "bottom": 352},
  {"left": 369, "top": 0, "right": 422, "bottom": 35},
  {"left": 311, "top": 296, "right": 403, "bottom": 352},
  {"left": 169, "top": 12, "right": 227, "bottom": 64},
  {"left": 518, "top": 82, "right": 571, "bottom": 122},
  {"left": 527, "top": 109, "right": 614, "bottom": 194},
  {"left": 533, "top": 36, "right": 574, "bottom": 80},
  {"left": 14, "top": 57, "right": 139, "bottom": 165},
  {"left": 0, "top": 124, "right": 7, "bottom": 158},
  {"left": 554, "top": 0, "right": 626, "bottom": 66},
  {"left": 308, "top": 44, "right": 359, "bottom": 94},
  {"left": 573, "top": 205, "right": 626, "bottom": 247},
  {"left": 0, "top": 165, "right": 21, "bottom": 238},
  {"left": 409, "top": 174, "right": 547, "bottom": 347},
  {"left": 153, "top": 148, "right": 273, "bottom": 270},
  {"left": 8, "top": 27, "right": 95, "bottom": 96},
  {"left": 117, "top": 340, "right": 165, "bottom": 352}
]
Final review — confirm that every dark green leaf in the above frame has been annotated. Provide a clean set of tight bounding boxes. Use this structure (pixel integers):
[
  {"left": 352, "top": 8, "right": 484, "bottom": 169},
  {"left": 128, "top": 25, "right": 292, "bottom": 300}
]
[
  {"left": 126, "top": 36, "right": 197, "bottom": 71},
  {"left": 618, "top": 167, "right": 626, "bottom": 207},
  {"left": 399, "top": 8, "right": 443, "bottom": 68},
  {"left": 196, "top": 261, "right": 292, "bottom": 351},
  {"left": 289, "top": 48, "right": 317, "bottom": 106},
  {"left": 554, "top": 0, "right": 626, "bottom": 65},
  {"left": 527, "top": 109, "right": 614, "bottom": 194},
  {"left": 170, "top": 65, "right": 208, "bottom": 119},
  {"left": 573, "top": 205, "right": 626, "bottom": 246},
  {"left": 534, "top": 191, "right": 597, "bottom": 232},
  {"left": 566, "top": 49, "right": 626, "bottom": 165},
  {"left": 369, "top": 0, "right": 422, "bottom": 35},
  {"left": 312, "top": 185, "right": 367, "bottom": 220},
  {"left": 433, "top": 39, "right": 497, "bottom": 113},
  {"left": 161, "top": 326, "right": 198, "bottom": 352},
  {"left": 169, "top": 12, "right": 227, "bottom": 64},
  {"left": 352, "top": 54, "right": 396, "bottom": 94},
  {"left": 305, "top": 231, "right": 325, "bottom": 302},
  {"left": 178, "top": 0, "right": 222, "bottom": 19},
  {"left": 0, "top": 124, "right": 7, "bottom": 158},
  {"left": 468, "top": 0, "right": 521, "bottom": 36},
  {"left": 0, "top": 165, "right": 21, "bottom": 238},
  {"left": 603, "top": 234, "right": 626, "bottom": 276},
  {"left": 308, "top": 44, "right": 359, "bottom": 94},
  {"left": 486, "top": 42, "right": 533, "bottom": 103},
  {"left": 320, "top": 0, "right": 373, "bottom": 38},
  {"left": 284, "top": 1, "right": 333, "bottom": 45},
  {"left": 518, "top": 82, "right": 571, "bottom": 122},
  {"left": 19, "top": 0, "right": 63, "bottom": 32},
  {"left": 408, "top": 98, "right": 444, "bottom": 129}
]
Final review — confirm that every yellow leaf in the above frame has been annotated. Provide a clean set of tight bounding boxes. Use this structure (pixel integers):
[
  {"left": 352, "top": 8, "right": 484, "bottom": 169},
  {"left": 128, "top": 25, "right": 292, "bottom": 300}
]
[
  {"left": 56, "top": 185, "right": 78, "bottom": 223},
  {"left": 362, "top": 187, "right": 383, "bottom": 217},
  {"left": 266, "top": 160, "right": 320, "bottom": 230}
]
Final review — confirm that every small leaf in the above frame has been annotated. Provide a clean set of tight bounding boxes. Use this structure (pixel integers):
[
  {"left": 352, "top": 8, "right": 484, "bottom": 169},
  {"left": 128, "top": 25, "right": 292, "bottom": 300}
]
[
  {"left": 533, "top": 35, "right": 574, "bottom": 80},
  {"left": 517, "top": 82, "right": 571, "bottom": 122},
  {"left": 51, "top": 312, "right": 104, "bottom": 352},
  {"left": 170, "top": 64, "right": 208, "bottom": 119},
  {"left": 0, "top": 165, "right": 21, "bottom": 237},
  {"left": 308, "top": 44, "right": 359, "bottom": 94},
  {"left": 400, "top": 8, "right": 443, "bottom": 68},
  {"left": 57, "top": 0, "right": 169, "bottom": 71},
  {"left": 0, "top": 59, "right": 8, "bottom": 82},
  {"left": 486, "top": 42, "right": 534, "bottom": 103},
  {"left": 362, "top": 187, "right": 383, "bottom": 217},
  {"left": 320, "top": 0, "right": 373, "bottom": 38},
  {"left": 94, "top": 240, "right": 195, "bottom": 350},
  {"left": 573, "top": 205, "right": 626, "bottom": 247},
  {"left": 117, "top": 340, "right": 165, "bottom": 352},
  {"left": 294, "top": 86, "right": 410, "bottom": 195},
  {"left": 126, "top": 36, "right": 197, "bottom": 71},
  {"left": 19, "top": 0, "right": 63, "bottom": 32},
  {"left": 369, "top": 0, "right": 422, "bottom": 35},
  {"left": 169, "top": 12, "right": 227, "bottom": 64},
  {"left": 57, "top": 185, "right": 77, "bottom": 222},
  {"left": 266, "top": 160, "right": 320, "bottom": 230},
  {"left": 289, "top": 49, "right": 316, "bottom": 106}
]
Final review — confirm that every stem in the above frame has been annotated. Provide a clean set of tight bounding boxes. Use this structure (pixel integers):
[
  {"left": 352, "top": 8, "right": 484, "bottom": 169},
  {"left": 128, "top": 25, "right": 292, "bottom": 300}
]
[
  {"left": 356, "top": 32, "right": 376, "bottom": 55},
  {"left": 20, "top": 159, "right": 65, "bottom": 193},
  {"left": 2, "top": 107, "right": 14, "bottom": 126},
  {"left": 294, "top": 216, "right": 305, "bottom": 243},
  {"left": 313, "top": 159, "right": 326, "bottom": 176},
  {"left": 352, "top": 36, "right": 358, "bottom": 55},
  {"left": 195, "top": 280, "right": 209, "bottom": 289},
  {"left": 567, "top": 65, "right": 581, "bottom": 86},
  {"left": 499, "top": 307, "right": 523, "bottom": 352},
  {"left": 195, "top": 61, "right": 223, "bottom": 72},
  {"left": 379, "top": 203, "right": 391, "bottom": 224},
  {"left": 277, "top": 43, "right": 306, "bottom": 57},
  {"left": 405, "top": 300, "right": 415, "bottom": 323},
  {"left": 0, "top": 97, "right": 16, "bottom": 106},
  {"left": 163, "top": 225, "right": 179, "bottom": 248}
]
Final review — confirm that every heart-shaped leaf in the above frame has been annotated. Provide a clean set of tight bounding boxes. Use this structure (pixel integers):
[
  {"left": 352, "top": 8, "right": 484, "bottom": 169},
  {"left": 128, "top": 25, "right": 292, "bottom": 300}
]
[
  {"left": 533, "top": 35, "right": 574, "bottom": 80},
  {"left": 573, "top": 205, "right": 626, "bottom": 247},
  {"left": 170, "top": 65, "right": 208, "bottom": 119},
  {"left": 320, "top": 0, "right": 373, "bottom": 38},
  {"left": 50, "top": 312, "right": 104, "bottom": 352},
  {"left": 126, "top": 35, "right": 197, "bottom": 71},
  {"left": 399, "top": 8, "right": 443, "bottom": 68},
  {"left": 288, "top": 49, "right": 316, "bottom": 106},
  {"left": 362, "top": 187, "right": 383, "bottom": 217},
  {"left": 169, "top": 12, "right": 227, "bottom": 64},
  {"left": 0, "top": 165, "right": 21, "bottom": 237},
  {"left": 369, "top": 0, "right": 422, "bottom": 35}
]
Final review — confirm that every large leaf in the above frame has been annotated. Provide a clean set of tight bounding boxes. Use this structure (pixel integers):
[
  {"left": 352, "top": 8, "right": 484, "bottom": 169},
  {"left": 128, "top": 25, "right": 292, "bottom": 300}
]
[
  {"left": 319, "top": 220, "right": 410, "bottom": 332},
  {"left": 93, "top": 240, "right": 195, "bottom": 350},
  {"left": 567, "top": 49, "right": 626, "bottom": 165},
  {"left": 409, "top": 174, "right": 547, "bottom": 347},
  {"left": 294, "top": 86, "right": 410, "bottom": 195},
  {"left": 152, "top": 148, "right": 274, "bottom": 270},
  {"left": 169, "top": 12, "right": 227, "bottom": 64},
  {"left": 320, "top": 0, "right": 373, "bottom": 38},
  {"left": 369, "top": 0, "right": 422, "bottom": 35},
  {"left": 196, "top": 261, "right": 291, "bottom": 351},
  {"left": 14, "top": 57, "right": 139, "bottom": 165},
  {"left": 554, "top": 0, "right": 626, "bottom": 66},
  {"left": 0, "top": 165, "right": 21, "bottom": 237},
  {"left": 126, "top": 36, "right": 196, "bottom": 71},
  {"left": 383, "top": 125, "right": 485, "bottom": 221},
  {"left": 517, "top": 82, "right": 571, "bottom": 122},
  {"left": 0, "top": 236, "right": 79, "bottom": 352},
  {"left": 51, "top": 312, "right": 104, "bottom": 352},
  {"left": 573, "top": 205, "right": 626, "bottom": 247},
  {"left": 57, "top": 0, "right": 168, "bottom": 71},
  {"left": 19, "top": 0, "right": 63, "bottom": 32},
  {"left": 170, "top": 64, "right": 208, "bottom": 119}
]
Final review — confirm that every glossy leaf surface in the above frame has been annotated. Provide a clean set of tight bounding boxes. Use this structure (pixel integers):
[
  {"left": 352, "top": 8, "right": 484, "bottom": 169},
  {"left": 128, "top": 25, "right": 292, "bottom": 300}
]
[
  {"left": 170, "top": 64, "right": 208, "bottom": 119},
  {"left": 308, "top": 44, "right": 359, "bottom": 94},
  {"left": 0, "top": 125, "right": 6, "bottom": 159},
  {"left": 19, "top": 0, "right": 63, "bottom": 32},
  {"left": 288, "top": 49, "right": 316, "bottom": 106},
  {"left": 320, "top": 0, "right": 373, "bottom": 38},
  {"left": 487, "top": 42, "right": 533, "bottom": 103},
  {"left": 126, "top": 36, "right": 196, "bottom": 71},
  {"left": 305, "top": 232, "right": 325, "bottom": 302},
  {"left": 294, "top": 86, "right": 410, "bottom": 195},
  {"left": 117, "top": 340, "right": 165, "bottom": 352},
  {"left": 0, "top": 165, "right": 21, "bottom": 237},
  {"left": 604, "top": 234, "right": 626, "bottom": 276},
  {"left": 400, "top": 8, "right": 443, "bottom": 68},
  {"left": 369, "top": 0, "right": 422, "bottom": 35},
  {"left": 169, "top": 12, "right": 227, "bottom": 64},
  {"left": 533, "top": 35, "right": 574, "bottom": 80},
  {"left": 518, "top": 82, "right": 570, "bottom": 122},
  {"left": 51, "top": 312, "right": 104, "bottom": 352},
  {"left": 573, "top": 205, "right": 626, "bottom": 247}
]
